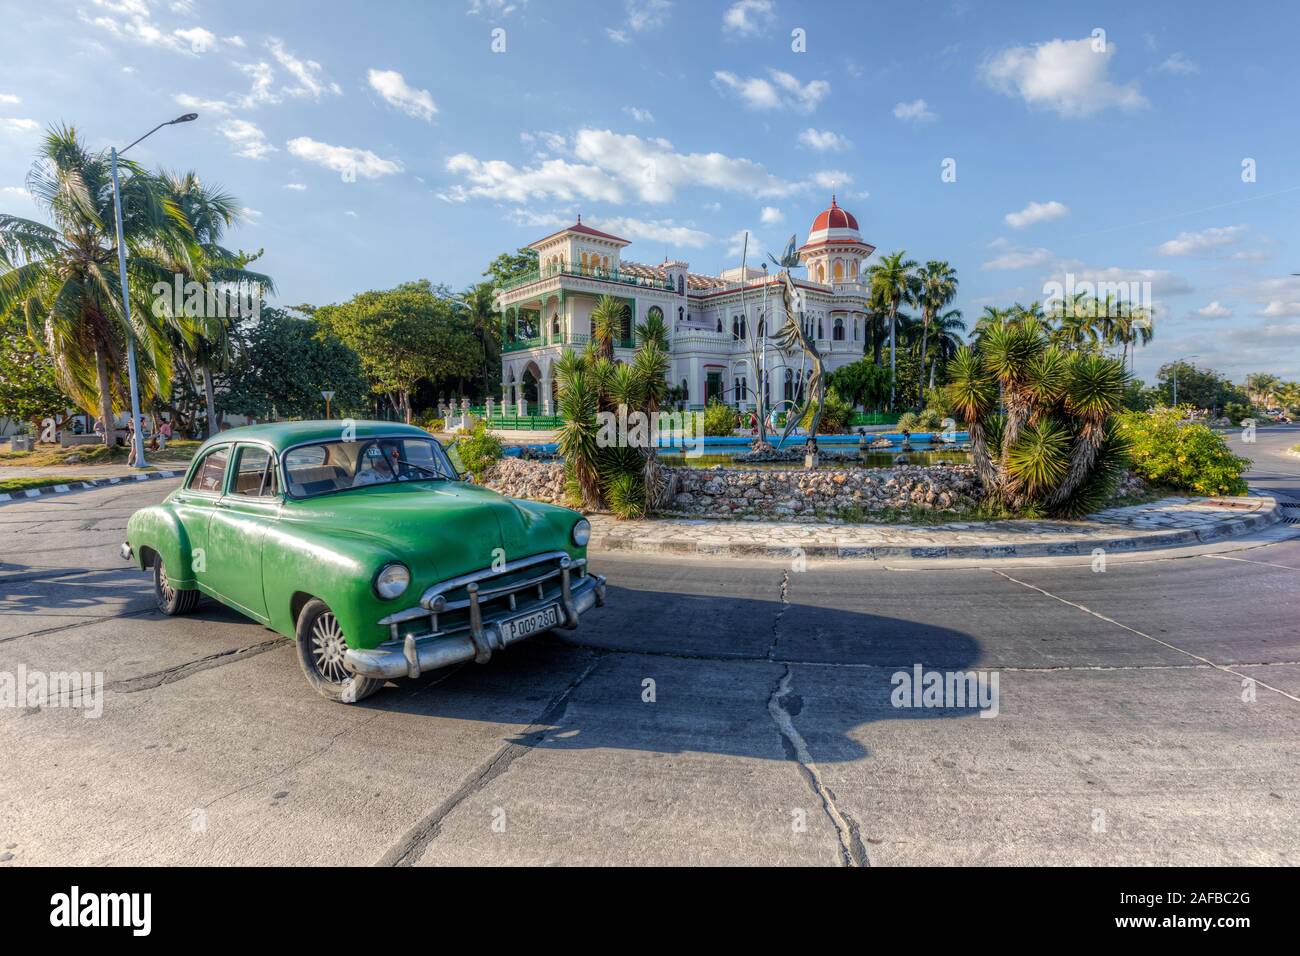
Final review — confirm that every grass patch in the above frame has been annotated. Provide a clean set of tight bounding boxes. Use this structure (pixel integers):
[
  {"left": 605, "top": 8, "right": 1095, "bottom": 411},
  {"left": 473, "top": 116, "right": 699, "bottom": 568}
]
[
  {"left": 1291, "top": 443, "right": 1300, "bottom": 454},
  {"left": 0, "top": 440, "right": 200, "bottom": 469},
  {"left": 0, "top": 475, "right": 85, "bottom": 495}
]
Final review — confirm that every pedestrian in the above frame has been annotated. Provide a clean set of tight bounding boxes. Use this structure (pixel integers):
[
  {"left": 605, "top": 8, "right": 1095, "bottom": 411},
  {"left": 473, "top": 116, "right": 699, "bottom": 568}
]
[
  {"left": 125, "top": 418, "right": 137, "bottom": 467},
  {"left": 157, "top": 418, "right": 172, "bottom": 451}
]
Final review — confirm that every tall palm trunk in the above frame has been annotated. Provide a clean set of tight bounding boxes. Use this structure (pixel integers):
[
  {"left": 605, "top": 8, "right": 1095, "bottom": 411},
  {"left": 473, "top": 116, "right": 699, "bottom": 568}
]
[
  {"left": 95, "top": 349, "right": 115, "bottom": 449},
  {"left": 918, "top": 310, "right": 931, "bottom": 401},
  {"left": 202, "top": 364, "right": 218, "bottom": 437},
  {"left": 888, "top": 304, "right": 897, "bottom": 409}
]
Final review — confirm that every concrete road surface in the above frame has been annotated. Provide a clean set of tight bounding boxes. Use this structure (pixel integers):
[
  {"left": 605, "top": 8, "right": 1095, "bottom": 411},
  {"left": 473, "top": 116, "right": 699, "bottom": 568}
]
[{"left": 1, "top": 467, "right": 1297, "bottom": 865}]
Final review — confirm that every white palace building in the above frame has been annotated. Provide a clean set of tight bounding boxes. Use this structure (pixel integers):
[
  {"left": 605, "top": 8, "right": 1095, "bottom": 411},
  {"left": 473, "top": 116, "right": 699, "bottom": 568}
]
[{"left": 495, "top": 198, "right": 875, "bottom": 414}]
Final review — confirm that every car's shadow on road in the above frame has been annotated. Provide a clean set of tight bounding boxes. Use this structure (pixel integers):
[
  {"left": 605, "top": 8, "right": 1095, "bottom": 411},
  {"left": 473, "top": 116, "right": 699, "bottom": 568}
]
[{"left": 364, "top": 584, "right": 990, "bottom": 764}]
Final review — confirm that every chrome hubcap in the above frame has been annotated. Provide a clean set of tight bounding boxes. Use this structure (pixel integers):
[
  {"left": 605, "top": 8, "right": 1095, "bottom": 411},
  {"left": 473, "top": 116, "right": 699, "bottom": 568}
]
[
  {"left": 158, "top": 563, "right": 175, "bottom": 605},
  {"left": 310, "top": 612, "right": 350, "bottom": 684}
]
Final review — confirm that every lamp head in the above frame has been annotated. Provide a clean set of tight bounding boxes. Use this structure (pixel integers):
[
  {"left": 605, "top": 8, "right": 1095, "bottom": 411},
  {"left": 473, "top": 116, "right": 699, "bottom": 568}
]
[{"left": 171, "top": 113, "right": 199, "bottom": 124}]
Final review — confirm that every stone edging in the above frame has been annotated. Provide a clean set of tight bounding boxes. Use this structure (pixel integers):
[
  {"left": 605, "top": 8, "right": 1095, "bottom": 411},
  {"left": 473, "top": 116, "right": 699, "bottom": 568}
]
[
  {"left": 0, "top": 470, "right": 179, "bottom": 504},
  {"left": 587, "top": 500, "right": 1284, "bottom": 561}
]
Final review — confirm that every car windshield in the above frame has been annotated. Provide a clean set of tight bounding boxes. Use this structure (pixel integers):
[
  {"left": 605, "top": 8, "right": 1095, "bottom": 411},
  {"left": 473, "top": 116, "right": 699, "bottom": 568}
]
[{"left": 283, "top": 437, "right": 457, "bottom": 499}]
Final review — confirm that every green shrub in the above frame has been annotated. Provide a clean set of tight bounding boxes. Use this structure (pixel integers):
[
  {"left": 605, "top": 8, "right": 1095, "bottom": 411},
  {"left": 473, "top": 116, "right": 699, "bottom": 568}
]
[
  {"left": 702, "top": 399, "right": 737, "bottom": 437},
  {"left": 800, "top": 388, "right": 854, "bottom": 433},
  {"left": 1221, "top": 402, "right": 1254, "bottom": 425},
  {"left": 606, "top": 471, "right": 646, "bottom": 519},
  {"left": 1118, "top": 407, "right": 1250, "bottom": 496},
  {"left": 456, "top": 420, "right": 504, "bottom": 481},
  {"left": 896, "top": 408, "right": 945, "bottom": 432},
  {"left": 414, "top": 410, "right": 445, "bottom": 432}
]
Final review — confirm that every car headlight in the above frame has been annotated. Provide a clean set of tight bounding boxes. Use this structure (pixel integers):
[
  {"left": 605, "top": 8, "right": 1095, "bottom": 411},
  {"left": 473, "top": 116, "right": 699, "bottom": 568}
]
[
  {"left": 571, "top": 518, "right": 591, "bottom": 547},
  {"left": 374, "top": 563, "right": 411, "bottom": 600}
]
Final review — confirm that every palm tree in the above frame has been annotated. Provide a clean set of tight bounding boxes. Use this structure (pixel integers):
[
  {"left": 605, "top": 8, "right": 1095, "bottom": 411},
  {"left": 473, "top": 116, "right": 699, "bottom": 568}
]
[
  {"left": 1106, "top": 300, "right": 1154, "bottom": 374},
  {"left": 159, "top": 170, "right": 272, "bottom": 435},
  {"left": 1245, "top": 372, "right": 1281, "bottom": 407},
  {"left": 947, "top": 319, "right": 1130, "bottom": 516},
  {"left": 916, "top": 260, "right": 958, "bottom": 397},
  {"left": 866, "top": 250, "right": 918, "bottom": 409},
  {"left": 461, "top": 281, "right": 500, "bottom": 398},
  {"left": 971, "top": 305, "right": 1012, "bottom": 345},
  {"left": 926, "top": 308, "right": 966, "bottom": 388},
  {"left": 590, "top": 294, "right": 625, "bottom": 362},
  {"left": 0, "top": 125, "right": 194, "bottom": 447}
]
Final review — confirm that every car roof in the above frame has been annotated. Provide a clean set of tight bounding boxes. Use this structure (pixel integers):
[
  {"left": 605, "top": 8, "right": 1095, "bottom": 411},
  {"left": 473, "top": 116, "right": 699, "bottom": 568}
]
[{"left": 194, "top": 420, "right": 432, "bottom": 456}]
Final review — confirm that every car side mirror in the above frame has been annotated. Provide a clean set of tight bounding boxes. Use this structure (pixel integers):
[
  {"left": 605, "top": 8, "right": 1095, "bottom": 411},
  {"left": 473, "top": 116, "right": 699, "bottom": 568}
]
[{"left": 444, "top": 441, "right": 468, "bottom": 480}]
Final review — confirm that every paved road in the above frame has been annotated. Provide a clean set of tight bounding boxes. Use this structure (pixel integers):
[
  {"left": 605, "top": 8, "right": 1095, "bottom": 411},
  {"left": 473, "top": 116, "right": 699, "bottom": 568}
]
[
  {"left": 1225, "top": 421, "right": 1300, "bottom": 503},
  {"left": 1, "top": 470, "right": 1297, "bottom": 865}
]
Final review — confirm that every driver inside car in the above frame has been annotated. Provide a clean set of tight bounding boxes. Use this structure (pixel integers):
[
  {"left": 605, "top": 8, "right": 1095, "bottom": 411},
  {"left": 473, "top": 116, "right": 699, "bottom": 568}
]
[{"left": 351, "top": 442, "right": 403, "bottom": 487}]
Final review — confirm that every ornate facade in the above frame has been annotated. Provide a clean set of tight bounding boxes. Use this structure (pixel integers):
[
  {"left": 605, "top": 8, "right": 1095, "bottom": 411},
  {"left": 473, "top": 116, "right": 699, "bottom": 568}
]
[{"left": 495, "top": 198, "right": 875, "bottom": 413}]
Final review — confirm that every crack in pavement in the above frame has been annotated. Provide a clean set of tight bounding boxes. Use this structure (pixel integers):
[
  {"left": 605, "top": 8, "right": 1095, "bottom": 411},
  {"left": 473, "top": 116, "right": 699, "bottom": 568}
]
[
  {"left": 0, "top": 605, "right": 156, "bottom": 643},
  {"left": 109, "top": 637, "right": 292, "bottom": 693},
  {"left": 993, "top": 569, "right": 1300, "bottom": 704},
  {"left": 766, "top": 569, "right": 790, "bottom": 660},
  {"left": 767, "top": 665, "right": 869, "bottom": 867},
  {"left": 375, "top": 651, "right": 606, "bottom": 867}
]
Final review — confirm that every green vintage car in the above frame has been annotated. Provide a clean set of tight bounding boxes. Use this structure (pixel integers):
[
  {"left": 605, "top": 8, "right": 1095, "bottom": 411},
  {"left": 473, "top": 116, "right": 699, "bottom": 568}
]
[{"left": 121, "top": 421, "right": 604, "bottom": 703}]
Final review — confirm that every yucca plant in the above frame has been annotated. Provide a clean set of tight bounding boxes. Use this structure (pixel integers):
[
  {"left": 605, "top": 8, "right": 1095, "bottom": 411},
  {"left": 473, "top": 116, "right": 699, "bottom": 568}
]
[
  {"left": 946, "top": 319, "right": 1131, "bottom": 516},
  {"left": 554, "top": 316, "right": 670, "bottom": 516}
]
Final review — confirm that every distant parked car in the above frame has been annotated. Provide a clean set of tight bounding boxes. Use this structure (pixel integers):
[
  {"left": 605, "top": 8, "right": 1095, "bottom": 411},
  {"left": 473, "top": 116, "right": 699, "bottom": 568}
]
[{"left": 121, "top": 421, "right": 605, "bottom": 703}]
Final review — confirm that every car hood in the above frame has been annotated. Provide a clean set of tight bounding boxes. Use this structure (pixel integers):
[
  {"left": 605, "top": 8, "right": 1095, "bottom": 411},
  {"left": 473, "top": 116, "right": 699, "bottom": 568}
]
[{"left": 279, "top": 480, "right": 569, "bottom": 575}]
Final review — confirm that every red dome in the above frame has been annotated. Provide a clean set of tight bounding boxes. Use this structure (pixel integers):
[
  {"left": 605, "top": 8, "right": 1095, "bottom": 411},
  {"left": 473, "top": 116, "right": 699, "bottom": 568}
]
[{"left": 809, "top": 195, "right": 858, "bottom": 233}]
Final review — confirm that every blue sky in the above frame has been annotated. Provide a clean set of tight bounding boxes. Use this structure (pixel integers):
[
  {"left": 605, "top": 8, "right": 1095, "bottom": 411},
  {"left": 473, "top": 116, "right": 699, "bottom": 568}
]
[{"left": 2, "top": 0, "right": 1298, "bottom": 383}]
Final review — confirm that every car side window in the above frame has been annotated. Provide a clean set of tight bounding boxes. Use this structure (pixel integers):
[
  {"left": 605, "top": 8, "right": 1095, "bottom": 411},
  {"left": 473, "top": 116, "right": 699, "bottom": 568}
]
[
  {"left": 230, "top": 445, "right": 279, "bottom": 498},
  {"left": 186, "top": 447, "right": 229, "bottom": 494}
]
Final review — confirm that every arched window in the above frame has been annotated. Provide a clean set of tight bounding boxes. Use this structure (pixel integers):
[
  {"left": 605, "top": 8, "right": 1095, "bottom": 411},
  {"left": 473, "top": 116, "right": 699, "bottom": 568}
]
[
  {"left": 580, "top": 252, "right": 589, "bottom": 273},
  {"left": 783, "top": 368, "right": 794, "bottom": 402},
  {"left": 833, "top": 260, "right": 844, "bottom": 282},
  {"left": 740, "top": 316, "right": 747, "bottom": 339},
  {"left": 677, "top": 275, "right": 685, "bottom": 295},
  {"left": 677, "top": 306, "right": 684, "bottom": 323},
  {"left": 816, "top": 262, "right": 825, "bottom": 283},
  {"left": 732, "top": 317, "right": 739, "bottom": 339},
  {"left": 833, "top": 317, "right": 845, "bottom": 341},
  {"left": 757, "top": 314, "right": 765, "bottom": 337},
  {"left": 552, "top": 313, "right": 561, "bottom": 336},
  {"left": 716, "top": 317, "right": 723, "bottom": 333},
  {"left": 602, "top": 256, "right": 609, "bottom": 272},
  {"left": 850, "top": 259, "right": 858, "bottom": 279},
  {"left": 817, "top": 316, "right": 824, "bottom": 339}
]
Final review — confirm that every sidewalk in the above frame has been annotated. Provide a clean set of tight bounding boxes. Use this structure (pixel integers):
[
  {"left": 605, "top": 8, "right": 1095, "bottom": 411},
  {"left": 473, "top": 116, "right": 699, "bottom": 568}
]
[{"left": 587, "top": 495, "right": 1285, "bottom": 560}]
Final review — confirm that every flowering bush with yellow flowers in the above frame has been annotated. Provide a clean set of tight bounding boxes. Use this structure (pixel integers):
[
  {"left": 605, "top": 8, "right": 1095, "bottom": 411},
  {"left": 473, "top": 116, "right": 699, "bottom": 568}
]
[{"left": 1117, "top": 407, "right": 1249, "bottom": 496}]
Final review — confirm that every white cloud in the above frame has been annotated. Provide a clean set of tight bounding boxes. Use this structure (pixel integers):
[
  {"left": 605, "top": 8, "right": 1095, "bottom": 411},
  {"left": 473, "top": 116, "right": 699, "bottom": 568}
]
[
  {"left": 590, "top": 215, "right": 710, "bottom": 248},
  {"left": 174, "top": 26, "right": 216, "bottom": 53},
  {"left": 714, "top": 69, "right": 829, "bottom": 113},
  {"left": 1155, "top": 52, "right": 1198, "bottom": 75},
  {"left": 240, "top": 206, "right": 263, "bottom": 224},
  {"left": 1005, "top": 200, "right": 1069, "bottom": 229},
  {"left": 367, "top": 69, "right": 437, "bottom": 121},
  {"left": 623, "top": 106, "right": 654, "bottom": 123},
  {"left": 442, "top": 128, "right": 804, "bottom": 204},
  {"left": 980, "top": 36, "right": 1148, "bottom": 118},
  {"left": 0, "top": 118, "right": 39, "bottom": 135},
  {"left": 606, "top": 29, "right": 629, "bottom": 44},
  {"left": 219, "top": 119, "right": 276, "bottom": 160},
  {"left": 892, "top": 98, "right": 937, "bottom": 122},
  {"left": 467, "top": 0, "right": 526, "bottom": 16},
  {"left": 722, "top": 0, "right": 775, "bottom": 37},
  {"left": 224, "top": 35, "right": 245, "bottom": 47},
  {"left": 284, "top": 182, "right": 307, "bottom": 191},
  {"left": 760, "top": 206, "right": 783, "bottom": 224},
  {"left": 174, "top": 93, "right": 231, "bottom": 114},
  {"left": 983, "top": 246, "right": 1053, "bottom": 270},
  {"left": 1260, "top": 300, "right": 1300, "bottom": 318},
  {"left": 1197, "top": 301, "right": 1232, "bottom": 318},
  {"left": 520, "top": 130, "right": 568, "bottom": 156},
  {"left": 725, "top": 229, "right": 765, "bottom": 260},
  {"left": 266, "top": 37, "right": 341, "bottom": 99},
  {"left": 1157, "top": 225, "right": 1246, "bottom": 256},
  {"left": 798, "top": 128, "right": 850, "bottom": 151},
  {"left": 0, "top": 94, "right": 20, "bottom": 105},
  {"left": 236, "top": 61, "right": 277, "bottom": 107},
  {"left": 810, "top": 170, "right": 852, "bottom": 191},
  {"left": 0, "top": 185, "right": 34, "bottom": 206},
  {"left": 626, "top": 0, "right": 671, "bottom": 31},
  {"left": 288, "top": 137, "right": 402, "bottom": 178}
]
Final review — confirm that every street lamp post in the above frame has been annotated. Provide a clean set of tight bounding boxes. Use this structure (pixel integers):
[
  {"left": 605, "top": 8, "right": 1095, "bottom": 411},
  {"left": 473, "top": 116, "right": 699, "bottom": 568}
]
[
  {"left": 321, "top": 390, "right": 335, "bottom": 419},
  {"left": 109, "top": 112, "right": 198, "bottom": 469}
]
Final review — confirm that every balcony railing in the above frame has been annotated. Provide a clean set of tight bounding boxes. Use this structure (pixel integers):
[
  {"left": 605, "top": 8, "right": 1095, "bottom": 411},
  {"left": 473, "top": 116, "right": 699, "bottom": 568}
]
[
  {"left": 497, "top": 263, "right": 675, "bottom": 294},
  {"left": 501, "top": 331, "right": 593, "bottom": 353}
]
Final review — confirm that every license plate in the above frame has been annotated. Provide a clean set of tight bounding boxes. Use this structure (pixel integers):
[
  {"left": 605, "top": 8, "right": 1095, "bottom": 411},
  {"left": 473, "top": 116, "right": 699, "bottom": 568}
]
[{"left": 501, "top": 604, "right": 561, "bottom": 642}]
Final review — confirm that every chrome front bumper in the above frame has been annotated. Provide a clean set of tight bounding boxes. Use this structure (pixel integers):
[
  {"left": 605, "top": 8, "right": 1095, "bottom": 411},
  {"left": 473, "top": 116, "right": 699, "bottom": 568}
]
[{"left": 344, "top": 553, "right": 606, "bottom": 681}]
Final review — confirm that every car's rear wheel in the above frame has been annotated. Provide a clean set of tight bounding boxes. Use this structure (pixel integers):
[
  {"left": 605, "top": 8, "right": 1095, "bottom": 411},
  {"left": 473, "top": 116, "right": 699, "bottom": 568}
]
[
  {"left": 153, "top": 553, "right": 200, "bottom": 615},
  {"left": 295, "top": 598, "right": 384, "bottom": 704}
]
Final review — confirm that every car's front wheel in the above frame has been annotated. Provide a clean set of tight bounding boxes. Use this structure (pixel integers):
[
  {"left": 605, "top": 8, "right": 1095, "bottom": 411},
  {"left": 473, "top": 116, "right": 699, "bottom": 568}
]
[
  {"left": 153, "top": 553, "right": 200, "bottom": 616},
  {"left": 295, "top": 598, "right": 384, "bottom": 704}
]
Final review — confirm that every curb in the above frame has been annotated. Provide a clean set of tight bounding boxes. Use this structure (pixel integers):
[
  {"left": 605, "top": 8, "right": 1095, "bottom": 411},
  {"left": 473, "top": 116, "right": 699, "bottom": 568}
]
[
  {"left": 588, "top": 501, "right": 1285, "bottom": 561},
  {"left": 0, "top": 470, "right": 179, "bottom": 504}
]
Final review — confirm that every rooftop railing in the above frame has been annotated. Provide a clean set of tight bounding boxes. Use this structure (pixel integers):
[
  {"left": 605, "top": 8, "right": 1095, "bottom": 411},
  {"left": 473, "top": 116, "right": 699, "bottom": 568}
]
[{"left": 497, "top": 263, "right": 676, "bottom": 294}]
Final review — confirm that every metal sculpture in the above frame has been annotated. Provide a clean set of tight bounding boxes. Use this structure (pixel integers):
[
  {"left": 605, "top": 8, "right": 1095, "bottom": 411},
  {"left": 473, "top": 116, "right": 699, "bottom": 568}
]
[{"left": 767, "top": 241, "right": 826, "bottom": 466}]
